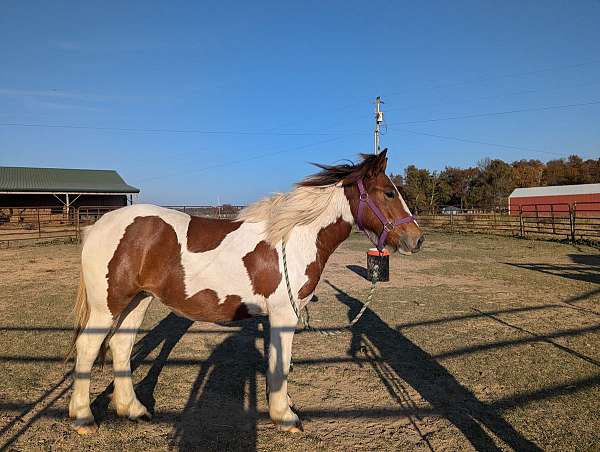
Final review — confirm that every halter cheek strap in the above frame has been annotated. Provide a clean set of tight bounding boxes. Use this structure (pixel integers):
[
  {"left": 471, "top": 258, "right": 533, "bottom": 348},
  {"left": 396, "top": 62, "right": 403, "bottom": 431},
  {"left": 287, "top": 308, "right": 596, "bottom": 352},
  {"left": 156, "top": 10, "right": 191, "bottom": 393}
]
[{"left": 356, "top": 179, "right": 416, "bottom": 251}]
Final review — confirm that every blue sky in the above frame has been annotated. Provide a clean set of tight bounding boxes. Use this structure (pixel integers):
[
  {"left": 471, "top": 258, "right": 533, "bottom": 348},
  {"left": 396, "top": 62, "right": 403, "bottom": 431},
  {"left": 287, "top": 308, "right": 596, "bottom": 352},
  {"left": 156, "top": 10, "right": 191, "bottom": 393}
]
[{"left": 1, "top": 1, "right": 599, "bottom": 205}]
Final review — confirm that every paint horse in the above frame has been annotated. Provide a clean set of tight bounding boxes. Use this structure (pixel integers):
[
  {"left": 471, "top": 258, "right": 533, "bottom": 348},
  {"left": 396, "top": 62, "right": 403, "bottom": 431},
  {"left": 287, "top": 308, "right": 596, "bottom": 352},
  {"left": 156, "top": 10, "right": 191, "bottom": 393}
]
[{"left": 68, "top": 150, "right": 424, "bottom": 434}]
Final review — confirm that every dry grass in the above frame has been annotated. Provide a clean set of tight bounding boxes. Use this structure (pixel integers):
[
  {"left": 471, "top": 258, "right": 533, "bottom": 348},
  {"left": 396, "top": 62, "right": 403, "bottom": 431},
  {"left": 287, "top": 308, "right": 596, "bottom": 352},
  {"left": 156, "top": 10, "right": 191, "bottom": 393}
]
[{"left": 0, "top": 232, "right": 599, "bottom": 451}]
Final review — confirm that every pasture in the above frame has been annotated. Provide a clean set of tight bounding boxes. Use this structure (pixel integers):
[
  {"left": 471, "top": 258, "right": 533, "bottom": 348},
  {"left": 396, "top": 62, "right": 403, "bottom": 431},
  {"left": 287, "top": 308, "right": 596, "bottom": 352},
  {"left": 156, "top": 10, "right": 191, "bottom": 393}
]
[{"left": 0, "top": 232, "right": 599, "bottom": 451}]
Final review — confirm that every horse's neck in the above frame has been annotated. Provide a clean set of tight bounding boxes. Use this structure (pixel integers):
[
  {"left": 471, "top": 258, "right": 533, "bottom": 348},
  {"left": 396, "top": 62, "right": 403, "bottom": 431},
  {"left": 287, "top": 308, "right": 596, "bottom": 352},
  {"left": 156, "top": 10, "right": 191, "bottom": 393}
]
[{"left": 285, "top": 189, "right": 354, "bottom": 296}]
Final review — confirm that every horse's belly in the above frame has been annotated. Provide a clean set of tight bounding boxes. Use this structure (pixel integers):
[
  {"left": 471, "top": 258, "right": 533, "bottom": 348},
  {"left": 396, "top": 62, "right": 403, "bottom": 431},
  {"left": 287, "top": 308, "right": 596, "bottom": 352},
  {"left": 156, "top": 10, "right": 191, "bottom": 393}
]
[{"left": 158, "top": 288, "right": 266, "bottom": 323}]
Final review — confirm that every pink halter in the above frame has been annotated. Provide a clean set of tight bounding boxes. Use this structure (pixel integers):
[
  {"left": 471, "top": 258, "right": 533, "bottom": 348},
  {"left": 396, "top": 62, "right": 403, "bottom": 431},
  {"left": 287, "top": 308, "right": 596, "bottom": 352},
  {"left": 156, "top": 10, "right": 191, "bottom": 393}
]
[{"left": 356, "top": 179, "right": 416, "bottom": 251}]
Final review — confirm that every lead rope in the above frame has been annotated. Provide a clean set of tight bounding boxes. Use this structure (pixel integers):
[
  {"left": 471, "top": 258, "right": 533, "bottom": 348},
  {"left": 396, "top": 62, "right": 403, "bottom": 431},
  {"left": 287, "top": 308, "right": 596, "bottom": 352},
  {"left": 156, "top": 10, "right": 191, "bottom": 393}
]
[{"left": 281, "top": 240, "right": 379, "bottom": 335}]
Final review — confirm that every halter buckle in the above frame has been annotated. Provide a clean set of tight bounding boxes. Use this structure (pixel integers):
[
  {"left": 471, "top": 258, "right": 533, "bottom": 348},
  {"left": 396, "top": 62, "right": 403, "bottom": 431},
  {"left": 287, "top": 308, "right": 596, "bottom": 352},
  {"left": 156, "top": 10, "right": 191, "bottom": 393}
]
[
  {"left": 384, "top": 221, "right": 395, "bottom": 232},
  {"left": 359, "top": 192, "right": 368, "bottom": 201}
]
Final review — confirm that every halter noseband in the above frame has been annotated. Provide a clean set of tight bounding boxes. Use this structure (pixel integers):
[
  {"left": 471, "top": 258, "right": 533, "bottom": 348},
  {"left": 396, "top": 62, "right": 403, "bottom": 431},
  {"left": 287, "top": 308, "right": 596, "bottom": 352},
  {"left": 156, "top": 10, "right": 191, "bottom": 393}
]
[{"left": 356, "top": 179, "right": 416, "bottom": 251}]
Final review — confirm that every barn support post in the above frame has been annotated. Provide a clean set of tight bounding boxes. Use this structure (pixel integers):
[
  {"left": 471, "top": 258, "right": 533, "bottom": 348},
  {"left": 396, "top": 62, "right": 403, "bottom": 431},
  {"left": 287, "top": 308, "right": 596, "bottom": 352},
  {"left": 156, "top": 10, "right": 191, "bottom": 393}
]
[
  {"left": 75, "top": 207, "right": 80, "bottom": 242},
  {"left": 37, "top": 208, "right": 41, "bottom": 239}
]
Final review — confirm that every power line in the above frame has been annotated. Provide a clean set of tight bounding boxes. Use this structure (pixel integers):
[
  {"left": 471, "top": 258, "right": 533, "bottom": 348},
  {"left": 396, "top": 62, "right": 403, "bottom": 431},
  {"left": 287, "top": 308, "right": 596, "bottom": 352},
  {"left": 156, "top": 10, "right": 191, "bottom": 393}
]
[
  {"left": 389, "top": 100, "right": 600, "bottom": 126},
  {"left": 3, "top": 99, "right": 599, "bottom": 136},
  {"left": 389, "top": 128, "right": 590, "bottom": 158},
  {"left": 0, "top": 122, "right": 361, "bottom": 137},
  {"left": 384, "top": 79, "right": 600, "bottom": 115},
  {"left": 386, "top": 59, "right": 600, "bottom": 97},
  {"left": 135, "top": 135, "right": 350, "bottom": 183}
]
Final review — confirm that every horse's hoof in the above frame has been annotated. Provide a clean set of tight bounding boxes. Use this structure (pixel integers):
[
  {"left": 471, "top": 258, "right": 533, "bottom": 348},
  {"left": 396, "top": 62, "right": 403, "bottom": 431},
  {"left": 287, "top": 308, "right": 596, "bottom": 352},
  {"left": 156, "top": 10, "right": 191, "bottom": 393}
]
[
  {"left": 73, "top": 422, "right": 98, "bottom": 435},
  {"left": 115, "top": 399, "right": 151, "bottom": 421},
  {"left": 284, "top": 424, "right": 303, "bottom": 433},
  {"left": 273, "top": 418, "right": 304, "bottom": 433},
  {"left": 131, "top": 411, "right": 152, "bottom": 422}
]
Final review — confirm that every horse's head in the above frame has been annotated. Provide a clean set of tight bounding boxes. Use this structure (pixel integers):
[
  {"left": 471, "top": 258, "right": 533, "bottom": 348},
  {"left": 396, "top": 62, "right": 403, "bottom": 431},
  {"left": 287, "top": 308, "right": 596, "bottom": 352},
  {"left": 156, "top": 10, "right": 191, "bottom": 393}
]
[
  {"left": 343, "top": 149, "right": 424, "bottom": 254},
  {"left": 298, "top": 149, "right": 424, "bottom": 253}
]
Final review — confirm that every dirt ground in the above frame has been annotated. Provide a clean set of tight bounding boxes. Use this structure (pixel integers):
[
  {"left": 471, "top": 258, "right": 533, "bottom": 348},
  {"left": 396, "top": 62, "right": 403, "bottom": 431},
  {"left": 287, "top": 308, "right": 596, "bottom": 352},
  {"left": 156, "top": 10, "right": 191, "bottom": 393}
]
[{"left": 0, "top": 232, "right": 599, "bottom": 451}]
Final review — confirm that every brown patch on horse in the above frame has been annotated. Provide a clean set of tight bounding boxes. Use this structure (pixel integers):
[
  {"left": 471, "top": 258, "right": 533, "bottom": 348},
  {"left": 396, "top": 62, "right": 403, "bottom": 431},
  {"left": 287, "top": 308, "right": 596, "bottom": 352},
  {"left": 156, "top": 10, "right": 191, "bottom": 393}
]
[
  {"left": 298, "top": 217, "right": 351, "bottom": 299},
  {"left": 107, "top": 216, "right": 250, "bottom": 322},
  {"left": 343, "top": 170, "right": 411, "bottom": 232},
  {"left": 187, "top": 216, "right": 242, "bottom": 253},
  {"left": 242, "top": 241, "right": 282, "bottom": 298},
  {"left": 183, "top": 291, "right": 249, "bottom": 321}
]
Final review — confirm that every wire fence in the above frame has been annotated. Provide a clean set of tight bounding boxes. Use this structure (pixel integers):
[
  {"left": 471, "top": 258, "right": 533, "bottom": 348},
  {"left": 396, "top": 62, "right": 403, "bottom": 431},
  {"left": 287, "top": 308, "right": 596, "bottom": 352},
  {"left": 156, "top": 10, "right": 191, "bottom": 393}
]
[
  {"left": 162, "top": 205, "right": 244, "bottom": 220},
  {"left": 1, "top": 203, "right": 598, "bottom": 246}
]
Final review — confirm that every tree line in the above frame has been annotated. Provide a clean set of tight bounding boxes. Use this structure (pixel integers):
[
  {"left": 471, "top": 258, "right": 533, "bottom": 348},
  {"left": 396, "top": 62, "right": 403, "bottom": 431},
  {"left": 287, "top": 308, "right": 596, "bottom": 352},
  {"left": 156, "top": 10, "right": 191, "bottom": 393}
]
[{"left": 390, "top": 155, "right": 600, "bottom": 213}]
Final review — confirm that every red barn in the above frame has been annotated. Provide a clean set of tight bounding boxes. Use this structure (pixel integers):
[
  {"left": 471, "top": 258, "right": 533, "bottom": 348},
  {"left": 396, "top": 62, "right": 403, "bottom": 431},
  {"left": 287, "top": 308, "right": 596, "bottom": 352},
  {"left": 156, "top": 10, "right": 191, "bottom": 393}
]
[{"left": 509, "top": 184, "right": 600, "bottom": 217}]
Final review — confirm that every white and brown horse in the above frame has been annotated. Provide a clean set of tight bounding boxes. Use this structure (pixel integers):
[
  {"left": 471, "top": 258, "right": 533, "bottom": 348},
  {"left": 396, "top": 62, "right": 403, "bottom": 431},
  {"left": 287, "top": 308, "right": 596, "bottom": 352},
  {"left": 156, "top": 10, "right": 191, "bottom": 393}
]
[{"left": 67, "top": 150, "right": 423, "bottom": 434}]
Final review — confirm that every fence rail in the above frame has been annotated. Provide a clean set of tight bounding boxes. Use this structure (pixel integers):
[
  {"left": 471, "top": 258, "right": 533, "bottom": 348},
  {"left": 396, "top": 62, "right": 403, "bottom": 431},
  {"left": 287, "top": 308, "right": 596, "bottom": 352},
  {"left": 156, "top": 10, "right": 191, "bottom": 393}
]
[
  {"left": 0, "top": 206, "right": 120, "bottom": 244},
  {"left": 418, "top": 202, "right": 600, "bottom": 241},
  {"left": 0, "top": 204, "right": 246, "bottom": 245},
  {"left": 1, "top": 202, "right": 599, "bottom": 246}
]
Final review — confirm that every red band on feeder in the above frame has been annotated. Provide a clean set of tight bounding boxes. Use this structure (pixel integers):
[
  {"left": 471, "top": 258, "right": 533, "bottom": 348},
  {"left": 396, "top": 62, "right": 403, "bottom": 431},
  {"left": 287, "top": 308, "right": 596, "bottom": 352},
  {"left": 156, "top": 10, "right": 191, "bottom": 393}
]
[{"left": 367, "top": 248, "right": 390, "bottom": 257}]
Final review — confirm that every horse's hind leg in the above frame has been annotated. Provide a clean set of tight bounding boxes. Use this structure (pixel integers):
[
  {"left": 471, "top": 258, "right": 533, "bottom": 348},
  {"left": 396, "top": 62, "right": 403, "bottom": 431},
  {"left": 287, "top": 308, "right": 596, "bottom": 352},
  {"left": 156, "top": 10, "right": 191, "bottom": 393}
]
[
  {"left": 69, "top": 304, "right": 113, "bottom": 434},
  {"left": 109, "top": 294, "right": 152, "bottom": 420}
]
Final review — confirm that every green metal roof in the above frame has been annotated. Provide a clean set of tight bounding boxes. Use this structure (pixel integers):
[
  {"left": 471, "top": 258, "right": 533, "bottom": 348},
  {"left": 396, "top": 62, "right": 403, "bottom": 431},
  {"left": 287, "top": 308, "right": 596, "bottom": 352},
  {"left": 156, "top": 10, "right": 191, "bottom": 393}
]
[{"left": 0, "top": 166, "right": 140, "bottom": 194}]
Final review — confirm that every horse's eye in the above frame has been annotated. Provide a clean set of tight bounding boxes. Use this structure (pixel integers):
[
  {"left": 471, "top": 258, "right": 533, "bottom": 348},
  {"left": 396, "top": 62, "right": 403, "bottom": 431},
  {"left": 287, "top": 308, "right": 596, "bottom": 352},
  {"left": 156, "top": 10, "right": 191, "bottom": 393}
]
[{"left": 385, "top": 191, "right": 395, "bottom": 199}]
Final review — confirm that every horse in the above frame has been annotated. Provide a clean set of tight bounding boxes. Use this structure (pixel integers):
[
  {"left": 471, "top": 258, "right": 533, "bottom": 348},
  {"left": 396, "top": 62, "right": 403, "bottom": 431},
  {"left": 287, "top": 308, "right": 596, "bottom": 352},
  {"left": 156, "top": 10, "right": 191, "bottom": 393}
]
[{"left": 67, "top": 149, "right": 424, "bottom": 434}]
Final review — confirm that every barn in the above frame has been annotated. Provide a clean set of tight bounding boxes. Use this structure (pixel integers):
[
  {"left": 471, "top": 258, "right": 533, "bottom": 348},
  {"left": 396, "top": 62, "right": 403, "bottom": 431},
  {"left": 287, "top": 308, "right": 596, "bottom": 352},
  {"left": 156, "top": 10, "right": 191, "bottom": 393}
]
[
  {"left": 0, "top": 166, "right": 139, "bottom": 210},
  {"left": 508, "top": 183, "right": 600, "bottom": 217}
]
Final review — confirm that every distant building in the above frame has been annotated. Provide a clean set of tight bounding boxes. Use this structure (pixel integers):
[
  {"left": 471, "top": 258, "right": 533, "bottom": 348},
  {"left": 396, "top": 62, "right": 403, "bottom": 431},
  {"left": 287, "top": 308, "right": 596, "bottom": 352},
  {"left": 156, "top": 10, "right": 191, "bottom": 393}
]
[
  {"left": 508, "top": 183, "right": 600, "bottom": 216},
  {"left": 0, "top": 166, "right": 139, "bottom": 210}
]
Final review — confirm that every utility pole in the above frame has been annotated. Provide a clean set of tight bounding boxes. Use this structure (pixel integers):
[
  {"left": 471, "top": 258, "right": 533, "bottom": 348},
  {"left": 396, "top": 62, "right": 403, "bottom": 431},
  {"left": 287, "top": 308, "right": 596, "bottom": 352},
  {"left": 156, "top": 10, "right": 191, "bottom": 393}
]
[{"left": 374, "top": 96, "right": 384, "bottom": 154}]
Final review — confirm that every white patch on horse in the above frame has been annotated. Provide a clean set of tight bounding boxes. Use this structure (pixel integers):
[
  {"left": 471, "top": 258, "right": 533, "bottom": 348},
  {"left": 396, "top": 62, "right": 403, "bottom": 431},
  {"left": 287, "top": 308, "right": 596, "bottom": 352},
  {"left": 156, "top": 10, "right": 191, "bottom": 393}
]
[
  {"left": 181, "top": 221, "right": 270, "bottom": 315},
  {"left": 387, "top": 174, "right": 412, "bottom": 215},
  {"left": 276, "top": 183, "right": 353, "bottom": 306}
]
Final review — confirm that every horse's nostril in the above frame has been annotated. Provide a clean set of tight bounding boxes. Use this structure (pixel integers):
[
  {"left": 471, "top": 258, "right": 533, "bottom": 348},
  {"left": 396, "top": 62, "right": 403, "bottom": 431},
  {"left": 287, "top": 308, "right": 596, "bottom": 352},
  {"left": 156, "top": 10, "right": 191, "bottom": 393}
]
[{"left": 416, "top": 235, "right": 425, "bottom": 250}]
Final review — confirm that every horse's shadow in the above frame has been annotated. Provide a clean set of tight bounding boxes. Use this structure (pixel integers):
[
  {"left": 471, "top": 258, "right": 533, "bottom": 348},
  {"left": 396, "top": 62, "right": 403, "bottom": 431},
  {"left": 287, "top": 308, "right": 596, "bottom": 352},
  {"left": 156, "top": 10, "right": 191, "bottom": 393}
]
[
  {"left": 325, "top": 278, "right": 542, "bottom": 452},
  {"left": 169, "top": 319, "right": 266, "bottom": 450},
  {"left": 90, "top": 313, "right": 265, "bottom": 451}
]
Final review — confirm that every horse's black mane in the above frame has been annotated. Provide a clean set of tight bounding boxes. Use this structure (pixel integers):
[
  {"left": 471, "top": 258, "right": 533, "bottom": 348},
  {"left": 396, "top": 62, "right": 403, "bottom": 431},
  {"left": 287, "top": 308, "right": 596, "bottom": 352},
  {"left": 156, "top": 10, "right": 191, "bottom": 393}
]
[{"left": 298, "top": 153, "right": 384, "bottom": 187}]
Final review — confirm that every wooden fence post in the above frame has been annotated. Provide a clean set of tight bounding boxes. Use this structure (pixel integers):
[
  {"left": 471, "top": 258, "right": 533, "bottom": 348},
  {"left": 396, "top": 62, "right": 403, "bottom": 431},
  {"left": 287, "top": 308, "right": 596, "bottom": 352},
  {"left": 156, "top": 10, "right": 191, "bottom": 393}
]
[
  {"left": 519, "top": 208, "right": 524, "bottom": 237},
  {"left": 550, "top": 204, "right": 555, "bottom": 235},
  {"left": 37, "top": 208, "right": 41, "bottom": 238},
  {"left": 571, "top": 203, "right": 576, "bottom": 242}
]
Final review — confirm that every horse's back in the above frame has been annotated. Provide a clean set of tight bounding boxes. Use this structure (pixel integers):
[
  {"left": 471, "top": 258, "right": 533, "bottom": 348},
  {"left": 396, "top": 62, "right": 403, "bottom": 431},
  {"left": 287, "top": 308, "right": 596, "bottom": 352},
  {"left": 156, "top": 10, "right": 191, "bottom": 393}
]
[{"left": 83, "top": 204, "right": 189, "bottom": 255}]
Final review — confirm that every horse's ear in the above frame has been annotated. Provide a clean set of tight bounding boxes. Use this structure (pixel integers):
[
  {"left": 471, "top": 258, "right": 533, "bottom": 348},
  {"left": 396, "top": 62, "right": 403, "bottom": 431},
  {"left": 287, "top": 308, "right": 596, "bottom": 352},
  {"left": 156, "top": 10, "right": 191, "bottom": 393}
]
[{"left": 367, "top": 149, "right": 388, "bottom": 178}]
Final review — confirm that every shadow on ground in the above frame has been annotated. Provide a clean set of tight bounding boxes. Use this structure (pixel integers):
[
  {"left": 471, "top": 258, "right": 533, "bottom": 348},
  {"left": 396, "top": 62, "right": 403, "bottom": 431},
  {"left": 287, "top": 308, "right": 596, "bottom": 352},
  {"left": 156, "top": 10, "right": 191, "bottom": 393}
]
[
  {"left": 346, "top": 264, "right": 369, "bottom": 280},
  {"left": 506, "top": 254, "right": 600, "bottom": 285},
  {"left": 7, "top": 285, "right": 600, "bottom": 449},
  {"left": 169, "top": 319, "right": 266, "bottom": 450},
  {"left": 325, "top": 278, "right": 542, "bottom": 452}
]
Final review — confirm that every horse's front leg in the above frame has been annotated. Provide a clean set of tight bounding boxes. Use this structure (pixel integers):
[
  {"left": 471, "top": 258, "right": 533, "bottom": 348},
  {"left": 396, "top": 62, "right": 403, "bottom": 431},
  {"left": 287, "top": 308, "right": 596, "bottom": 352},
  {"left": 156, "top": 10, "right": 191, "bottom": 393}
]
[{"left": 267, "top": 302, "right": 302, "bottom": 432}]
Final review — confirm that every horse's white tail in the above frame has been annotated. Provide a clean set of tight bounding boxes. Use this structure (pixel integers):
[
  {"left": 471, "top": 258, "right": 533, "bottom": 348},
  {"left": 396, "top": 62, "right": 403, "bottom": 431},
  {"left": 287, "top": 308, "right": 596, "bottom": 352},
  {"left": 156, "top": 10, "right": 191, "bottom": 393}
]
[
  {"left": 66, "top": 226, "right": 92, "bottom": 362},
  {"left": 66, "top": 271, "right": 89, "bottom": 361}
]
